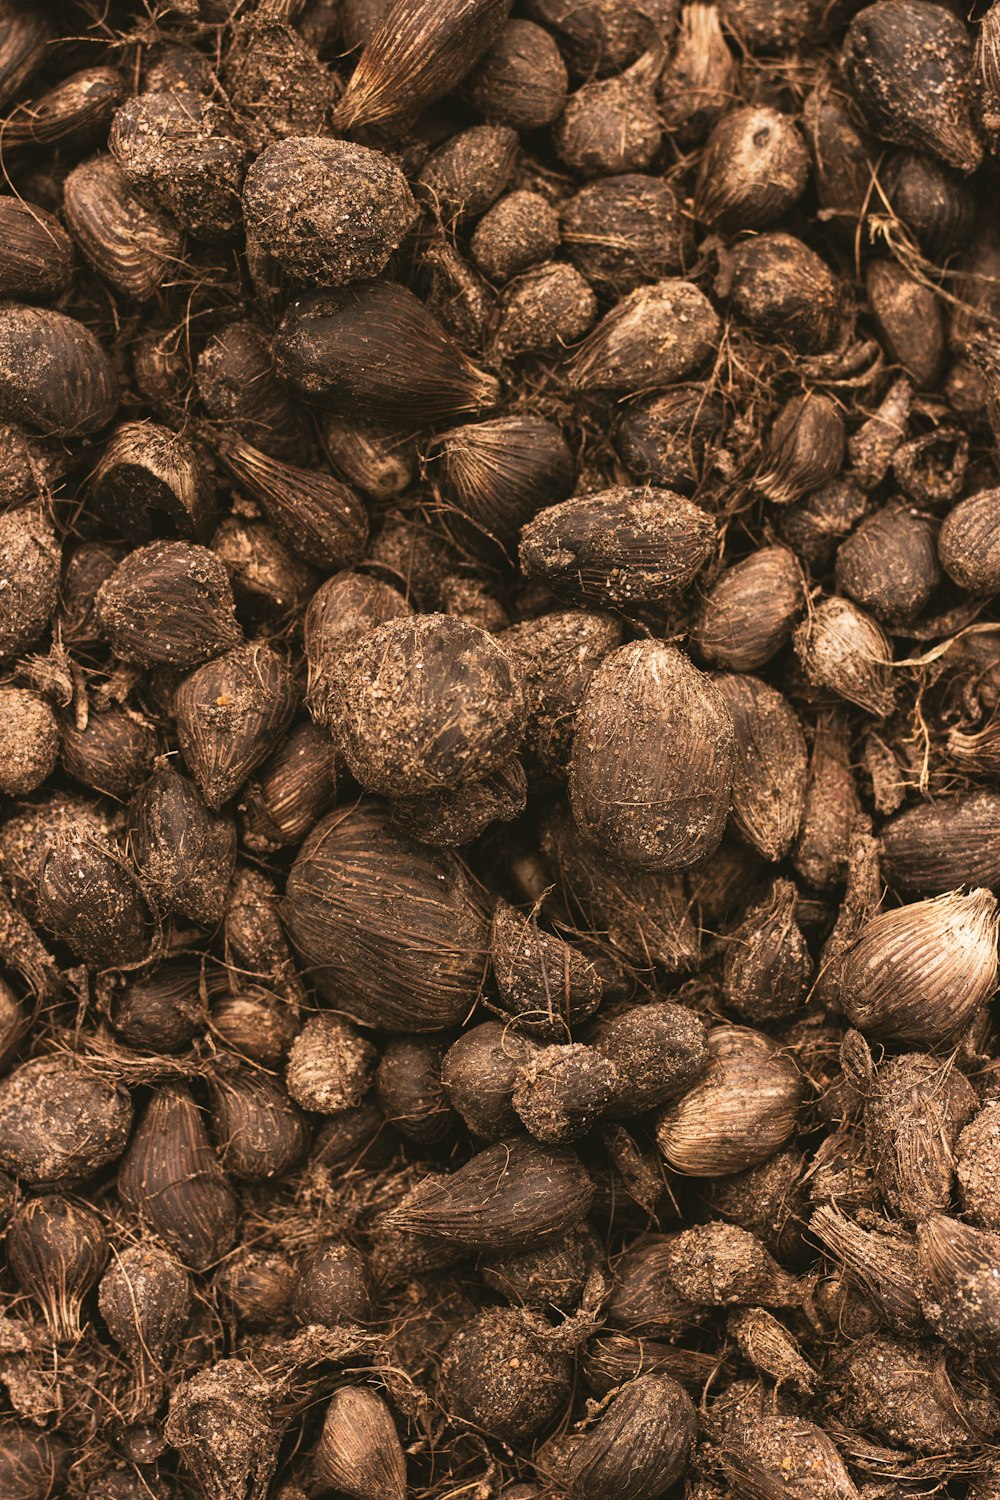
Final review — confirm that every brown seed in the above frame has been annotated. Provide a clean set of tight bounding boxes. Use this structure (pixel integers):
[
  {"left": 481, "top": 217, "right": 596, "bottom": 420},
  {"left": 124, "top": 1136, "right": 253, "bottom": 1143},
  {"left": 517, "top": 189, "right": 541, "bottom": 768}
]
[
  {"left": 541, "top": 803, "right": 701, "bottom": 970},
  {"left": 833, "top": 1333, "right": 993, "bottom": 1452},
  {"left": 956, "top": 1101, "right": 1000, "bottom": 1229},
  {"left": 38, "top": 829, "right": 152, "bottom": 968},
  {"left": 605, "top": 1235, "right": 701, "bottom": 1339},
  {"left": 0, "top": 304, "right": 117, "bottom": 436},
  {"left": 390, "top": 755, "right": 526, "bottom": 846},
  {"left": 838, "top": 889, "right": 999, "bottom": 1044},
  {"left": 755, "top": 392, "right": 845, "bottom": 506},
  {"left": 727, "top": 1309, "right": 815, "bottom": 1393},
  {"left": 419, "top": 124, "right": 518, "bottom": 224},
  {"left": 293, "top": 1241, "right": 374, "bottom": 1327},
  {"left": 465, "top": 19, "right": 568, "bottom": 129},
  {"left": 555, "top": 50, "right": 662, "bottom": 175},
  {"left": 705, "top": 1146, "right": 809, "bottom": 1268},
  {"left": 63, "top": 155, "right": 182, "bottom": 302},
  {"left": 243, "top": 137, "right": 416, "bottom": 285},
  {"left": 129, "top": 763, "right": 235, "bottom": 928},
  {"left": 215, "top": 1247, "right": 296, "bottom": 1328},
  {"left": 174, "top": 642, "right": 296, "bottom": 809},
  {"left": 377, "top": 1037, "right": 454, "bottom": 1143},
  {"left": 695, "top": 105, "right": 809, "bottom": 231},
  {"left": 214, "top": 510, "right": 317, "bottom": 628},
  {"left": 491, "top": 898, "right": 603, "bottom": 1039},
  {"left": 723, "top": 879, "right": 811, "bottom": 1022},
  {"left": 470, "top": 188, "right": 561, "bottom": 283},
  {"left": 803, "top": 80, "right": 875, "bottom": 232},
  {"left": 321, "top": 412, "right": 417, "bottom": 502},
  {"left": 494, "top": 260, "right": 597, "bottom": 358},
  {"left": 520, "top": 487, "right": 715, "bottom": 608},
  {"left": 210, "top": 988, "right": 297, "bottom": 1068},
  {"left": 561, "top": 174, "right": 691, "bottom": 295},
  {"left": 90, "top": 421, "right": 214, "bottom": 541},
  {"left": 777, "top": 476, "right": 871, "bottom": 570},
  {"left": 512, "top": 1041, "right": 619, "bottom": 1143},
  {"left": 96, "top": 540, "right": 241, "bottom": 668},
  {"left": 793, "top": 596, "right": 896, "bottom": 718},
  {"left": 556, "top": 1374, "right": 696, "bottom": 1500},
  {"left": 723, "top": 233, "right": 842, "bottom": 354},
  {"left": 304, "top": 569, "right": 411, "bottom": 730},
  {"left": 442, "top": 1021, "right": 537, "bottom": 1138},
  {"left": 660, "top": 3, "right": 737, "bottom": 144},
  {"left": 939, "top": 488, "right": 1000, "bottom": 593},
  {"left": 225, "top": 864, "right": 305, "bottom": 1006},
  {"left": 285, "top": 1014, "right": 376, "bottom": 1114},
  {"left": 109, "top": 89, "right": 247, "bottom": 242},
  {"left": 616, "top": 386, "right": 726, "bottom": 493},
  {"left": 526, "top": 0, "right": 672, "bottom": 76},
  {"left": 380, "top": 1135, "right": 594, "bottom": 1249},
  {"left": 865, "top": 1053, "right": 977, "bottom": 1222},
  {"left": 881, "top": 791, "right": 1000, "bottom": 893},
  {"left": 207, "top": 1070, "right": 307, "bottom": 1181},
  {"left": 0, "top": 196, "right": 73, "bottom": 301},
  {"left": 197, "top": 320, "right": 312, "bottom": 461},
  {"left": 428, "top": 415, "right": 575, "bottom": 566},
  {"left": 571, "top": 641, "right": 735, "bottom": 872},
  {"left": 567, "top": 279, "right": 720, "bottom": 394},
  {"left": 333, "top": 0, "right": 512, "bottom": 131},
  {"left": 216, "top": 431, "right": 368, "bottom": 571},
  {"left": 440, "top": 1307, "right": 572, "bottom": 1441},
  {"left": 892, "top": 425, "right": 968, "bottom": 507},
  {"left": 337, "top": 613, "right": 525, "bottom": 797},
  {"left": 692, "top": 547, "right": 803, "bottom": 672},
  {"left": 843, "top": 0, "right": 982, "bottom": 172},
  {"left": 656, "top": 1221, "right": 802, "bottom": 1308},
  {"left": 867, "top": 258, "right": 945, "bottom": 388},
  {"left": 223, "top": 13, "right": 330, "bottom": 150},
  {"left": 0, "top": 6, "right": 52, "bottom": 111},
  {"left": 118, "top": 1083, "right": 237, "bottom": 1270},
  {"left": 284, "top": 802, "right": 490, "bottom": 1029},
  {"left": 810, "top": 1203, "right": 924, "bottom": 1332},
  {"left": 275, "top": 281, "right": 499, "bottom": 420},
  {"left": 918, "top": 1215, "right": 1000, "bottom": 1351},
  {"left": 656, "top": 1024, "right": 802, "bottom": 1176},
  {"left": 0, "top": 1055, "right": 132, "bottom": 1184},
  {"left": 793, "top": 711, "right": 861, "bottom": 890},
  {"left": 0, "top": 689, "right": 58, "bottom": 795},
  {"left": 98, "top": 1243, "right": 190, "bottom": 1415},
  {"left": 835, "top": 502, "right": 940, "bottom": 623},
  {"left": 110, "top": 959, "right": 204, "bottom": 1054},
  {"left": 0, "top": 64, "right": 124, "bottom": 149},
  {"left": 7, "top": 1195, "right": 107, "bottom": 1342},
  {"left": 590, "top": 1001, "right": 709, "bottom": 1115},
  {"left": 242, "top": 721, "right": 336, "bottom": 853},
  {"left": 315, "top": 1387, "right": 405, "bottom": 1500},
  {"left": 721, "top": 1415, "right": 857, "bottom": 1500},
  {"left": 502, "top": 609, "right": 623, "bottom": 776},
  {"left": 715, "top": 673, "right": 807, "bottom": 862}
]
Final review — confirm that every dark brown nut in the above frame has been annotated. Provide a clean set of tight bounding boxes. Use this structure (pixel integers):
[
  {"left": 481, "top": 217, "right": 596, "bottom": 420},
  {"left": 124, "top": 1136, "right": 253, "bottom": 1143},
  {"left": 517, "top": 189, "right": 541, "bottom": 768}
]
[
  {"left": 561, "top": 174, "right": 691, "bottom": 293},
  {"left": 0, "top": 196, "right": 73, "bottom": 301},
  {"left": 470, "top": 189, "right": 561, "bottom": 283},
  {"left": 465, "top": 19, "right": 568, "bottom": 129},
  {"left": 418, "top": 124, "right": 518, "bottom": 223},
  {"left": 0, "top": 304, "right": 117, "bottom": 436},
  {"left": 570, "top": 641, "right": 735, "bottom": 872},
  {"left": 692, "top": 547, "right": 803, "bottom": 671},
  {"left": 494, "top": 260, "right": 597, "bottom": 358},
  {"left": 835, "top": 502, "right": 940, "bottom": 623},
  {"left": 63, "top": 156, "right": 183, "bottom": 302},
  {"left": 567, "top": 280, "right": 720, "bottom": 394},
  {"left": 243, "top": 137, "right": 417, "bottom": 285},
  {"left": 867, "top": 258, "right": 945, "bottom": 388},
  {"left": 337, "top": 614, "right": 526, "bottom": 797},
  {"left": 554, "top": 51, "right": 662, "bottom": 176},
  {"left": 695, "top": 105, "right": 809, "bottom": 230},
  {"left": 723, "top": 233, "right": 842, "bottom": 354}
]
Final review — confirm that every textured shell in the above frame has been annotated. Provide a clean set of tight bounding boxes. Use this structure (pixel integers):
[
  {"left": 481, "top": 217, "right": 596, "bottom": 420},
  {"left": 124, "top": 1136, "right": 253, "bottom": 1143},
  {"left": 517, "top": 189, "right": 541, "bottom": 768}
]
[
  {"left": 0, "top": 304, "right": 117, "bottom": 436},
  {"left": 695, "top": 105, "right": 809, "bottom": 231},
  {"left": 174, "top": 643, "right": 296, "bottom": 809},
  {"left": 714, "top": 674, "right": 807, "bottom": 862},
  {"left": 842, "top": 0, "right": 981, "bottom": 172},
  {"left": 794, "top": 596, "right": 896, "bottom": 717},
  {"left": 561, "top": 1374, "right": 696, "bottom": 1500},
  {"left": 0, "top": 1057, "right": 132, "bottom": 1184},
  {"left": 95, "top": 541, "right": 242, "bottom": 668},
  {"left": 838, "top": 889, "right": 999, "bottom": 1044},
  {"left": 520, "top": 487, "right": 715, "bottom": 608},
  {"left": 570, "top": 641, "right": 735, "bottom": 871},
  {"left": 567, "top": 280, "right": 720, "bottom": 394},
  {"left": 656, "top": 1025, "right": 802, "bottom": 1176},
  {"left": 90, "top": 421, "right": 214, "bottom": 541},
  {"left": 63, "top": 155, "right": 182, "bottom": 301},
  {"left": 334, "top": 0, "right": 512, "bottom": 130},
  {"left": 243, "top": 137, "right": 417, "bottom": 285},
  {"left": 337, "top": 613, "right": 526, "bottom": 796},
  {"left": 283, "top": 801, "right": 490, "bottom": 1029},
  {"left": 880, "top": 793, "right": 1000, "bottom": 893},
  {"left": 0, "top": 196, "right": 73, "bottom": 301},
  {"left": 939, "top": 488, "right": 1000, "bottom": 593},
  {"left": 315, "top": 1388, "right": 406, "bottom": 1500},
  {"left": 692, "top": 547, "right": 803, "bottom": 671},
  {"left": 502, "top": 609, "right": 623, "bottom": 774}
]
